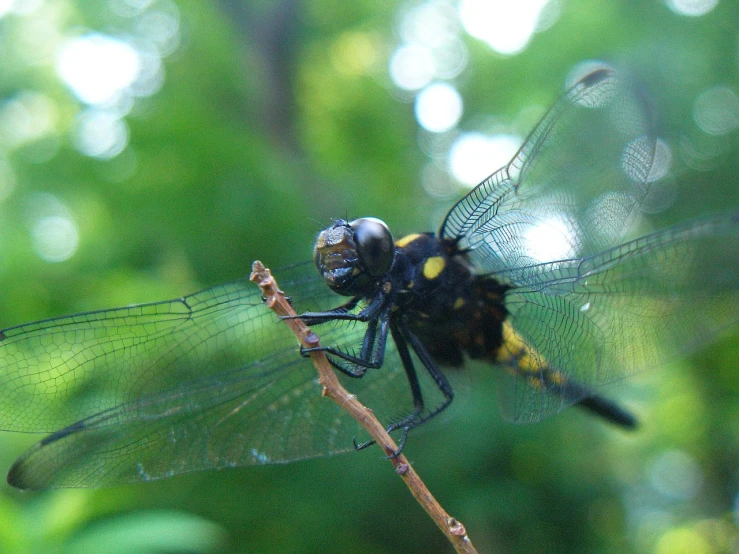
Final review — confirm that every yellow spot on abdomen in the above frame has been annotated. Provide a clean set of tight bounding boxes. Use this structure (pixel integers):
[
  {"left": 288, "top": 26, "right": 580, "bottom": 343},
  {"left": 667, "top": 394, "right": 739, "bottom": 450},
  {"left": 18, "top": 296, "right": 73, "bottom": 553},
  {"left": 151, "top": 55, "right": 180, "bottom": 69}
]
[
  {"left": 396, "top": 234, "right": 423, "bottom": 248},
  {"left": 422, "top": 256, "right": 445, "bottom": 280},
  {"left": 498, "top": 322, "right": 559, "bottom": 384},
  {"left": 453, "top": 297, "right": 465, "bottom": 310},
  {"left": 517, "top": 353, "right": 540, "bottom": 374},
  {"left": 498, "top": 322, "right": 526, "bottom": 360}
]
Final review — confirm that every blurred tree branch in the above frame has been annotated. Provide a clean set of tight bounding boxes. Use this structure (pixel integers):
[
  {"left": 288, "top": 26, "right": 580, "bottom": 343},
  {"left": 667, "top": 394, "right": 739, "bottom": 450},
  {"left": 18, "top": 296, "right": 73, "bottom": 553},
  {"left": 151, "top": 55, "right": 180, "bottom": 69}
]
[{"left": 216, "top": 0, "right": 302, "bottom": 153}]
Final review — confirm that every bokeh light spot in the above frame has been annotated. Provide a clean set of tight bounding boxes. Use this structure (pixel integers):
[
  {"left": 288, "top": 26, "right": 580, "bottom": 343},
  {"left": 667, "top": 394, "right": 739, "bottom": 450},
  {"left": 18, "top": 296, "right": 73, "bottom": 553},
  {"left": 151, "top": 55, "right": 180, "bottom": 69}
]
[
  {"left": 458, "top": 0, "right": 553, "bottom": 55},
  {"left": 523, "top": 215, "right": 580, "bottom": 263},
  {"left": 621, "top": 136, "right": 672, "bottom": 184},
  {"left": 0, "top": 0, "right": 13, "bottom": 19},
  {"left": 693, "top": 85, "right": 739, "bottom": 136},
  {"left": 415, "top": 83, "right": 463, "bottom": 133},
  {"left": 665, "top": 0, "right": 719, "bottom": 17},
  {"left": 72, "top": 109, "right": 129, "bottom": 159},
  {"left": 421, "top": 162, "right": 458, "bottom": 199},
  {"left": 0, "top": 91, "right": 58, "bottom": 149},
  {"left": 390, "top": 1, "right": 467, "bottom": 90},
  {"left": 135, "top": 0, "right": 181, "bottom": 56},
  {"left": 0, "top": 0, "right": 43, "bottom": 18},
  {"left": 389, "top": 44, "right": 435, "bottom": 90},
  {"left": 108, "top": 0, "right": 156, "bottom": 18},
  {"left": 32, "top": 215, "right": 80, "bottom": 263},
  {"left": 448, "top": 132, "right": 521, "bottom": 186},
  {"left": 56, "top": 33, "right": 141, "bottom": 105},
  {"left": 400, "top": 0, "right": 459, "bottom": 48},
  {"left": 647, "top": 139, "right": 673, "bottom": 182},
  {"left": 331, "top": 32, "right": 379, "bottom": 76},
  {"left": 648, "top": 450, "right": 703, "bottom": 501},
  {"left": 655, "top": 527, "right": 710, "bottom": 554}
]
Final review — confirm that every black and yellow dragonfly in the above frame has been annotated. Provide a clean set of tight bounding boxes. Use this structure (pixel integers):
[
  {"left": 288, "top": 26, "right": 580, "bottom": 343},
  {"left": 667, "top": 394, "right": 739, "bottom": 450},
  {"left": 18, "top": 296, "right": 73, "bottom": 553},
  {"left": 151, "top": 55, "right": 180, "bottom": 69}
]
[{"left": 1, "top": 66, "right": 736, "bottom": 488}]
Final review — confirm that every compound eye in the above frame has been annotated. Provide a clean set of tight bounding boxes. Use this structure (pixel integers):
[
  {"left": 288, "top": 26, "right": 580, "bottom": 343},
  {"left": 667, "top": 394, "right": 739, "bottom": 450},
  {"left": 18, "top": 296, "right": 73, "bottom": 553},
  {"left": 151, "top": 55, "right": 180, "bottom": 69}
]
[{"left": 350, "top": 217, "right": 395, "bottom": 277}]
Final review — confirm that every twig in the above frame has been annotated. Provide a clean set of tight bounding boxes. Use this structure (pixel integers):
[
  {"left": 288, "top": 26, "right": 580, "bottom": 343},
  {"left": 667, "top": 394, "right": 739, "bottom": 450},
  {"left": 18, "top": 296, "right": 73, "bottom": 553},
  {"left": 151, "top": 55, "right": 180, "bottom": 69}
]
[{"left": 250, "top": 261, "right": 477, "bottom": 554}]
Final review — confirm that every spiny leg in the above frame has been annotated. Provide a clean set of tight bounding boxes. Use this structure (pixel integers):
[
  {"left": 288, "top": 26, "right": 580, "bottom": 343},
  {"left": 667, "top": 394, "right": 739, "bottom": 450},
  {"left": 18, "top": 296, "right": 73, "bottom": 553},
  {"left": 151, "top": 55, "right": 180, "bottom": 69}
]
[
  {"left": 354, "top": 319, "right": 426, "bottom": 452},
  {"left": 302, "top": 303, "right": 392, "bottom": 378},
  {"left": 356, "top": 319, "right": 455, "bottom": 456},
  {"left": 399, "top": 321, "right": 455, "bottom": 430},
  {"left": 290, "top": 286, "right": 389, "bottom": 326},
  {"left": 284, "top": 296, "right": 363, "bottom": 326}
]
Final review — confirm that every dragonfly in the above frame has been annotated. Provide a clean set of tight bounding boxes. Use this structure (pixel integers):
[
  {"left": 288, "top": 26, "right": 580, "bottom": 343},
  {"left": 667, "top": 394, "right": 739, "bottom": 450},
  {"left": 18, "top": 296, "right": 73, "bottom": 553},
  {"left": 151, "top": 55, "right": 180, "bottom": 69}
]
[{"left": 1, "top": 65, "right": 737, "bottom": 489}]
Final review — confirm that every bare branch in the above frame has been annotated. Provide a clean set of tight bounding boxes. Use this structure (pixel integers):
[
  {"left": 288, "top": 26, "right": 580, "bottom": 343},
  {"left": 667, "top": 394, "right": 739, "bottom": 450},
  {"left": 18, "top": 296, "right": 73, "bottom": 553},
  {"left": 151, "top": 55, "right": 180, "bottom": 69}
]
[{"left": 250, "top": 261, "right": 478, "bottom": 554}]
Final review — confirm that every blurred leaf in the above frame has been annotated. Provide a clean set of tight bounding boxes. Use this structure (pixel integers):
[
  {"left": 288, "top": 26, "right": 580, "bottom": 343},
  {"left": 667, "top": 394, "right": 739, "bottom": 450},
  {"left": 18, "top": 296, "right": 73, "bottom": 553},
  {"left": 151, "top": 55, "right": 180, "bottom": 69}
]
[{"left": 60, "top": 511, "right": 226, "bottom": 554}]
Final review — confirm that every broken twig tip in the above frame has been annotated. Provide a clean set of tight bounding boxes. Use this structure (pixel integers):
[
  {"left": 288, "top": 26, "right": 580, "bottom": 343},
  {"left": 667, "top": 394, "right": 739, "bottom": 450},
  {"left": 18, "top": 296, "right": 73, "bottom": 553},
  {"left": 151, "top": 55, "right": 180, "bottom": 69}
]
[{"left": 249, "top": 260, "right": 267, "bottom": 279}]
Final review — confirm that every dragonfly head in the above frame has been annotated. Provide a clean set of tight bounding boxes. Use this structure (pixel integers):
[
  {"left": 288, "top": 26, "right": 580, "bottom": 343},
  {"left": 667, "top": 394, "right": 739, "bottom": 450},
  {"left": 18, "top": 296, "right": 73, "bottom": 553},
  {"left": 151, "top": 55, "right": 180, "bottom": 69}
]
[{"left": 314, "top": 217, "right": 395, "bottom": 296}]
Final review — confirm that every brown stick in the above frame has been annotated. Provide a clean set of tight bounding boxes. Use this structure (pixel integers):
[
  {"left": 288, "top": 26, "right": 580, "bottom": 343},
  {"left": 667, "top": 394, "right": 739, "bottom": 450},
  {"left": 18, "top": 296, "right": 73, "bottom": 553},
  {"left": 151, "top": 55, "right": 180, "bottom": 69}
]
[{"left": 250, "top": 261, "right": 477, "bottom": 554}]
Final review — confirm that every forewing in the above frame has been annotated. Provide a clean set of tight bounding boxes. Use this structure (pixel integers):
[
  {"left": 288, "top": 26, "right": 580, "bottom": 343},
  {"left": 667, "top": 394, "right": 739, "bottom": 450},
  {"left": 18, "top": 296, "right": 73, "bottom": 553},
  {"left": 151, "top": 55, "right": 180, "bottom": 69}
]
[
  {"left": 0, "top": 262, "right": 423, "bottom": 487},
  {"left": 496, "top": 214, "right": 739, "bottom": 423},
  {"left": 440, "top": 65, "right": 660, "bottom": 279},
  {"left": 0, "top": 266, "right": 315, "bottom": 433}
]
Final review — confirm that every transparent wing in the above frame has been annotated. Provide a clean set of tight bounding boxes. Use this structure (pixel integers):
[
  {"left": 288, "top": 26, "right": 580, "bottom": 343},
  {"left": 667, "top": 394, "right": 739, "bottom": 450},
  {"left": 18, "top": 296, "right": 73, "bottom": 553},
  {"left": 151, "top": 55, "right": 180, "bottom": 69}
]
[
  {"left": 439, "top": 63, "right": 737, "bottom": 422},
  {"left": 440, "top": 65, "right": 661, "bottom": 278},
  {"left": 7, "top": 348, "right": 421, "bottom": 489},
  {"left": 0, "top": 268, "right": 303, "bottom": 433},
  {"left": 8, "top": 357, "right": 347, "bottom": 488},
  {"left": 496, "top": 214, "right": 739, "bottom": 423},
  {"left": 0, "top": 263, "right": 423, "bottom": 488}
]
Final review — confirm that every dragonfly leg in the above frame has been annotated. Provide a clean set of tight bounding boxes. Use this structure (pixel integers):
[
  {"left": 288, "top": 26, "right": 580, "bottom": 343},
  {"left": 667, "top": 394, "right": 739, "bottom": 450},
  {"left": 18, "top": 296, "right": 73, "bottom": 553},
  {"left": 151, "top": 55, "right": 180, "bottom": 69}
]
[
  {"left": 302, "top": 304, "right": 392, "bottom": 378},
  {"left": 354, "top": 319, "right": 455, "bottom": 455},
  {"left": 284, "top": 296, "right": 363, "bottom": 325}
]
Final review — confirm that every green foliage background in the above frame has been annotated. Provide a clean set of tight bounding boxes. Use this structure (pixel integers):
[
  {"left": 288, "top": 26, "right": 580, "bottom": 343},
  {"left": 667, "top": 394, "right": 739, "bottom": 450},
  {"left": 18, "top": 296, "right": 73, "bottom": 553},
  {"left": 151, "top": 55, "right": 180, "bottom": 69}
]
[{"left": 0, "top": 1, "right": 737, "bottom": 552}]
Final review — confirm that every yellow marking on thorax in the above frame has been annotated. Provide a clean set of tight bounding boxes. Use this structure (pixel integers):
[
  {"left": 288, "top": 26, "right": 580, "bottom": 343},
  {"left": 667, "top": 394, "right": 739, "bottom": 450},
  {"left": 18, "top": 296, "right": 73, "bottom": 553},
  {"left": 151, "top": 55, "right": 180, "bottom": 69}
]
[
  {"left": 453, "top": 297, "right": 465, "bottom": 310},
  {"left": 422, "top": 256, "right": 445, "bottom": 280},
  {"left": 396, "top": 234, "right": 423, "bottom": 248}
]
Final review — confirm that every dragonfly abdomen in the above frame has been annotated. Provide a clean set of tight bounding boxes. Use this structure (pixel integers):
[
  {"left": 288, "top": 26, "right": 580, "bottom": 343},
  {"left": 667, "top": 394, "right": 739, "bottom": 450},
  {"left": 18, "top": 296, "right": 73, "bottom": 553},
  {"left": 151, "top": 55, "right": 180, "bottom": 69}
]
[{"left": 496, "top": 321, "right": 637, "bottom": 428}]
